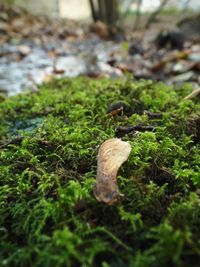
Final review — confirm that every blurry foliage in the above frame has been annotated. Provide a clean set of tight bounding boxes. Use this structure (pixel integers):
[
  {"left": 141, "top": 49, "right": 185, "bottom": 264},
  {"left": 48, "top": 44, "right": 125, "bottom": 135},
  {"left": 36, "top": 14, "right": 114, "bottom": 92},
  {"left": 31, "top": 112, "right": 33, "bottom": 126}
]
[
  {"left": 0, "top": 0, "right": 27, "bottom": 5},
  {"left": 0, "top": 0, "right": 16, "bottom": 4}
]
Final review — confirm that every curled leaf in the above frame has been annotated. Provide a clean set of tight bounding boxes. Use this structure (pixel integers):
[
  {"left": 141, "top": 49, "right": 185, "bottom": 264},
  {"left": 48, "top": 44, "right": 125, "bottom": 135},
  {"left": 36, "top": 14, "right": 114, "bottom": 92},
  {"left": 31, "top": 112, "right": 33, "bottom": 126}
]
[{"left": 94, "top": 138, "right": 131, "bottom": 205}]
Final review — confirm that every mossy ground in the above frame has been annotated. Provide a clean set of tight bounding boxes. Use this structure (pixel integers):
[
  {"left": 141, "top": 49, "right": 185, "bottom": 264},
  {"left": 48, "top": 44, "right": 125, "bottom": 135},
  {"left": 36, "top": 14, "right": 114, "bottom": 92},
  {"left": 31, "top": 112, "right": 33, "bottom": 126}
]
[{"left": 0, "top": 77, "right": 200, "bottom": 267}]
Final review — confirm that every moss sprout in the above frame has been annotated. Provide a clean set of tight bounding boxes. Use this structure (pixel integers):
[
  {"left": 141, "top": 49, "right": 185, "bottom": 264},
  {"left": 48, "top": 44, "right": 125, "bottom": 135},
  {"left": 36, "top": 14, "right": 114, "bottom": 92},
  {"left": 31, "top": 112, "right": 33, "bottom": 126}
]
[{"left": 0, "top": 77, "right": 200, "bottom": 267}]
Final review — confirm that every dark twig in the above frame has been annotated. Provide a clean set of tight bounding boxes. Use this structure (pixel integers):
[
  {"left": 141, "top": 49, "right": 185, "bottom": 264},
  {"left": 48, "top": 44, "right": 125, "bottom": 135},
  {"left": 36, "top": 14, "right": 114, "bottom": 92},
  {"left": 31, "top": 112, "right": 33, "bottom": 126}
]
[
  {"left": 144, "top": 111, "right": 163, "bottom": 119},
  {"left": 145, "top": 0, "right": 169, "bottom": 29},
  {"left": 116, "top": 125, "right": 155, "bottom": 137},
  {"left": 133, "top": 0, "right": 142, "bottom": 30},
  {"left": 107, "top": 102, "right": 125, "bottom": 117}
]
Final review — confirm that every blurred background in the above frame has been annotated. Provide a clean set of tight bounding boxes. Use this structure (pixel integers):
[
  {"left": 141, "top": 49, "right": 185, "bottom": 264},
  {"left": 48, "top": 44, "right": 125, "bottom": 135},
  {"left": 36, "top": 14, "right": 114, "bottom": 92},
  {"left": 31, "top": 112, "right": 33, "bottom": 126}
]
[
  {"left": 7, "top": 0, "right": 200, "bottom": 19},
  {"left": 0, "top": 0, "right": 200, "bottom": 95}
]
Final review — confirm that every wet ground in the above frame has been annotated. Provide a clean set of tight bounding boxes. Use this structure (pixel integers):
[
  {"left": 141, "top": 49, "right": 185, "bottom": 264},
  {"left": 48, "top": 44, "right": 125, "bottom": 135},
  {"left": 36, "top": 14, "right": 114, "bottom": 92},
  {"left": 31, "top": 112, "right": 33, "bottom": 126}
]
[
  {"left": 0, "top": 38, "right": 122, "bottom": 96},
  {"left": 2, "top": 34, "right": 200, "bottom": 97}
]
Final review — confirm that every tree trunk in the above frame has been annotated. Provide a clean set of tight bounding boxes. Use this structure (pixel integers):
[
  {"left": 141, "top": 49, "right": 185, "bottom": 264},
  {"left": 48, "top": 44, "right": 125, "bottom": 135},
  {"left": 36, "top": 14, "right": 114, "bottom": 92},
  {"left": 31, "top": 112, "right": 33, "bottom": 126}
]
[
  {"left": 89, "top": 0, "right": 119, "bottom": 28},
  {"left": 89, "top": 0, "right": 98, "bottom": 21}
]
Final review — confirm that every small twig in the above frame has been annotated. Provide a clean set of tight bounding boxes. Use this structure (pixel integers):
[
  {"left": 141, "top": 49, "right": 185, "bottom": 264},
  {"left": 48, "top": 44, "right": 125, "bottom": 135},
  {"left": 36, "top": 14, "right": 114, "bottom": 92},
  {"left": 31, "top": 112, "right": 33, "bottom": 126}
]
[
  {"left": 145, "top": 0, "right": 169, "bottom": 29},
  {"left": 0, "top": 136, "right": 23, "bottom": 149},
  {"left": 107, "top": 102, "right": 125, "bottom": 117},
  {"left": 133, "top": 0, "right": 142, "bottom": 30},
  {"left": 116, "top": 125, "right": 155, "bottom": 137},
  {"left": 144, "top": 111, "right": 163, "bottom": 119},
  {"left": 37, "top": 139, "right": 55, "bottom": 149},
  {"left": 183, "top": 88, "right": 200, "bottom": 100}
]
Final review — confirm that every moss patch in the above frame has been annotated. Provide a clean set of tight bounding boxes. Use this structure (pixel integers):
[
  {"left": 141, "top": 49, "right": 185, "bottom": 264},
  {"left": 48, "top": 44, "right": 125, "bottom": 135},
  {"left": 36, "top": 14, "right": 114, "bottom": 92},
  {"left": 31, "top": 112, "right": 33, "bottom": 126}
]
[{"left": 0, "top": 77, "right": 200, "bottom": 267}]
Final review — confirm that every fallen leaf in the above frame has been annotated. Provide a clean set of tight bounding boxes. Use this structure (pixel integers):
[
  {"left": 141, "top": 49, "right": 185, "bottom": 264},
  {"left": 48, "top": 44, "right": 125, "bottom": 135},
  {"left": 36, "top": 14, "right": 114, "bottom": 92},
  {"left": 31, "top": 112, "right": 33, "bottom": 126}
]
[
  {"left": 43, "top": 74, "right": 55, "bottom": 83},
  {"left": 93, "top": 138, "right": 131, "bottom": 205},
  {"left": 91, "top": 21, "right": 110, "bottom": 39},
  {"left": 52, "top": 68, "right": 65, "bottom": 75},
  {"left": 173, "top": 71, "right": 194, "bottom": 82},
  {"left": 17, "top": 45, "right": 31, "bottom": 56}
]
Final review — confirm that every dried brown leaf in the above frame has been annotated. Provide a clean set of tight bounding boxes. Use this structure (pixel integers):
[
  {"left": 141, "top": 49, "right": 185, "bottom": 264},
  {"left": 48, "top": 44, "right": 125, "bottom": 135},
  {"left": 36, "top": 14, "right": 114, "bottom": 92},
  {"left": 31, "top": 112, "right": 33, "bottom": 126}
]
[{"left": 94, "top": 138, "right": 131, "bottom": 205}]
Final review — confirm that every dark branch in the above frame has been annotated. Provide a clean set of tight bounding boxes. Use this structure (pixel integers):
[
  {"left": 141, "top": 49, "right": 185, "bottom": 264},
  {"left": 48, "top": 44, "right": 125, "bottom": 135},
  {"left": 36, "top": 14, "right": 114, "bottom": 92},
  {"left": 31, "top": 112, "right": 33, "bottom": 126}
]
[
  {"left": 116, "top": 125, "right": 155, "bottom": 137},
  {"left": 145, "top": 0, "right": 169, "bottom": 29}
]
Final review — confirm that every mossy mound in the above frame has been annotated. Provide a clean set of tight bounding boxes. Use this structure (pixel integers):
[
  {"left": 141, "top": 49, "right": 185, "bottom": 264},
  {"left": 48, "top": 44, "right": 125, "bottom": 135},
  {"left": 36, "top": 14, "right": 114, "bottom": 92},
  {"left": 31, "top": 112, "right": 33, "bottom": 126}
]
[{"left": 0, "top": 77, "right": 200, "bottom": 267}]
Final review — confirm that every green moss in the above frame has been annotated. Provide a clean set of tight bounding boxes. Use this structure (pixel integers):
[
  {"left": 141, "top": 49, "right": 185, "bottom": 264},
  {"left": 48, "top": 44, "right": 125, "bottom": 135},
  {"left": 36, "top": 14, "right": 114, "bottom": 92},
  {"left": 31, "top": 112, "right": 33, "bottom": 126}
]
[{"left": 0, "top": 77, "right": 200, "bottom": 267}]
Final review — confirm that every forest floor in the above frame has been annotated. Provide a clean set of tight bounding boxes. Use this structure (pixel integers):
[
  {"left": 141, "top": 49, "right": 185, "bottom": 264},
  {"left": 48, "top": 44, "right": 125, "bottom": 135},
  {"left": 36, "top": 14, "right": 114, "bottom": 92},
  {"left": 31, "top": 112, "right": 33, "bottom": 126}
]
[
  {"left": 0, "top": 5, "right": 200, "bottom": 266},
  {"left": 0, "top": 4, "right": 200, "bottom": 96}
]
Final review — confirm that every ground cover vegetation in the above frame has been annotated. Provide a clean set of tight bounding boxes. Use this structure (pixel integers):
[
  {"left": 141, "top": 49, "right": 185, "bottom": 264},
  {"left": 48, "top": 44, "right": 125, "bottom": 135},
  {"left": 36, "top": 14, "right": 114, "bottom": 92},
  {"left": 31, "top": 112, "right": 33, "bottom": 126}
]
[{"left": 0, "top": 77, "right": 200, "bottom": 267}]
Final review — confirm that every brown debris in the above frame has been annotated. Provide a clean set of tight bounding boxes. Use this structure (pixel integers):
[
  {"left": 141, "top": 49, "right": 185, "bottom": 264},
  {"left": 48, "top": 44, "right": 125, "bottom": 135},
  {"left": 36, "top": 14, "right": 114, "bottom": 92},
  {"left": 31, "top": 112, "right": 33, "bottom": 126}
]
[
  {"left": 91, "top": 21, "right": 110, "bottom": 39},
  {"left": 116, "top": 125, "right": 155, "bottom": 137},
  {"left": 107, "top": 102, "right": 125, "bottom": 117},
  {"left": 144, "top": 111, "right": 163, "bottom": 119}
]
